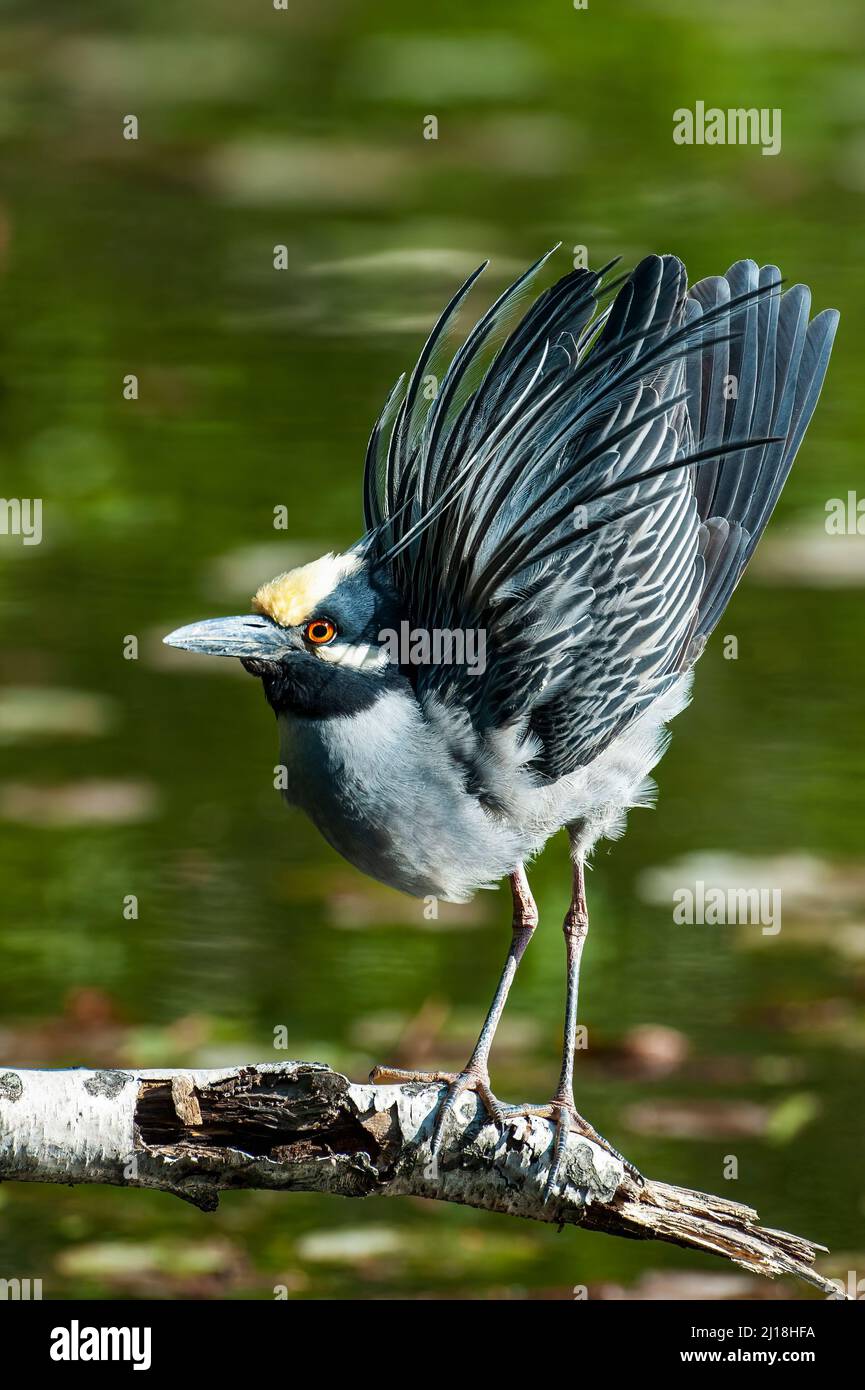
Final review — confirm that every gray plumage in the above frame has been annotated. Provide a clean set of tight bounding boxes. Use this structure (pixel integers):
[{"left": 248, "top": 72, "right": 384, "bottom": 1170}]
[
  {"left": 167, "top": 250, "right": 837, "bottom": 902},
  {"left": 164, "top": 248, "right": 838, "bottom": 1181},
  {"left": 348, "top": 252, "right": 837, "bottom": 890}
]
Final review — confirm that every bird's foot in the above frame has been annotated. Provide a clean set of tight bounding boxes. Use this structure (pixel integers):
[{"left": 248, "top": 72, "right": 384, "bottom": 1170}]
[
  {"left": 369, "top": 1062, "right": 504, "bottom": 1156},
  {"left": 502, "top": 1097, "right": 643, "bottom": 1197}
]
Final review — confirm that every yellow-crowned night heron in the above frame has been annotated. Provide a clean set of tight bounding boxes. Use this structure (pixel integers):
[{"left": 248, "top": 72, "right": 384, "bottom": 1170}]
[{"left": 165, "top": 250, "right": 838, "bottom": 1192}]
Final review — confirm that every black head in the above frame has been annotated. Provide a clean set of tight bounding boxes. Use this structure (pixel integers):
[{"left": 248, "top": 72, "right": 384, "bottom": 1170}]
[{"left": 164, "top": 550, "right": 406, "bottom": 717}]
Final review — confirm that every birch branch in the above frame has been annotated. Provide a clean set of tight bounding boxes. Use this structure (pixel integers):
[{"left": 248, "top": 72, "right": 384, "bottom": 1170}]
[{"left": 0, "top": 1061, "right": 835, "bottom": 1296}]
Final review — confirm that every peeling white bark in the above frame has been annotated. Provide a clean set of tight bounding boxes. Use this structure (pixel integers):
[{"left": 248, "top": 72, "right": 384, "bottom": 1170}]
[{"left": 0, "top": 1062, "right": 836, "bottom": 1296}]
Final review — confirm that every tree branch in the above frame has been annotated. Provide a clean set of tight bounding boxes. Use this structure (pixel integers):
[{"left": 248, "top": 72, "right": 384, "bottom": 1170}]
[{"left": 0, "top": 1061, "right": 835, "bottom": 1295}]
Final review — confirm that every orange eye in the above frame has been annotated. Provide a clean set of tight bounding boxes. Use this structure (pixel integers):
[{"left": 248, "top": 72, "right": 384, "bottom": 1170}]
[{"left": 304, "top": 617, "right": 337, "bottom": 645}]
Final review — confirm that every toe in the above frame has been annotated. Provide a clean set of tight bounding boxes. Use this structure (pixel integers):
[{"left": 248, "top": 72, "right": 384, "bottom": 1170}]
[
  {"left": 543, "top": 1109, "right": 572, "bottom": 1200},
  {"left": 429, "top": 1069, "right": 504, "bottom": 1156},
  {"left": 474, "top": 1076, "right": 505, "bottom": 1127},
  {"left": 369, "top": 1064, "right": 456, "bottom": 1087}
]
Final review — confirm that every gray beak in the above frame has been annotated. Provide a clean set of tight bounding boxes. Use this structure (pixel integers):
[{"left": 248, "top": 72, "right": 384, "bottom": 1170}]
[{"left": 163, "top": 614, "right": 293, "bottom": 659}]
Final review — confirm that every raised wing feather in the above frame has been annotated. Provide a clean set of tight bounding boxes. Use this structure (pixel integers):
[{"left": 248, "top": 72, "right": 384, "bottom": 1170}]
[{"left": 364, "top": 251, "right": 837, "bottom": 782}]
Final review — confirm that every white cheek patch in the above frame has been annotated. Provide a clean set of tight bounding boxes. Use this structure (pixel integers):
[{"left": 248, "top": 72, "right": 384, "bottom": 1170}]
[{"left": 314, "top": 640, "right": 390, "bottom": 672}]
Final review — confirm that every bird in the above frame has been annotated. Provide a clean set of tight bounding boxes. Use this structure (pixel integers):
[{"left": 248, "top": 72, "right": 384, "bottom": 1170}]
[{"left": 164, "top": 249, "right": 838, "bottom": 1194}]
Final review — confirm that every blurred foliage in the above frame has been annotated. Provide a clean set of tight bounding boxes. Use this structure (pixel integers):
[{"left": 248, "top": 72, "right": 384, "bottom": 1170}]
[{"left": 0, "top": 0, "right": 862, "bottom": 1299}]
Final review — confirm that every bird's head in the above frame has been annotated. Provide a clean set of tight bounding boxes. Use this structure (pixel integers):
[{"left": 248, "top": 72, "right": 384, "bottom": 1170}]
[{"left": 163, "top": 549, "right": 403, "bottom": 717}]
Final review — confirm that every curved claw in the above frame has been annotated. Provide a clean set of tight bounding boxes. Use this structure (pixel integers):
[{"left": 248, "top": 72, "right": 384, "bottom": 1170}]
[
  {"left": 544, "top": 1106, "right": 573, "bottom": 1200},
  {"left": 572, "top": 1117, "right": 644, "bottom": 1188},
  {"left": 550, "top": 1103, "right": 645, "bottom": 1194},
  {"left": 502, "top": 1099, "right": 643, "bottom": 1196},
  {"left": 368, "top": 1064, "right": 505, "bottom": 1158},
  {"left": 430, "top": 1071, "right": 504, "bottom": 1157}
]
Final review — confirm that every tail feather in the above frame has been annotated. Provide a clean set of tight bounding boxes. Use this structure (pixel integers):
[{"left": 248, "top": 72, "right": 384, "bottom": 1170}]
[{"left": 684, "top": 262, "right": 838, "bottom": 653}]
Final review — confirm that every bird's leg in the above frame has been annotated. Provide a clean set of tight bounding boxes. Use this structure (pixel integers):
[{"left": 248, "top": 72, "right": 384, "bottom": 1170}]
[
  {"left": 546, "top": 855, "right": 610, "bottom": 1192},
  {"left": 504, "top": 856, "right": 642, "bottom": 1194},
  {"left": 370, "top": 866, "right": 538, "bottom": 1156},
  {"left": 430, "top": 866, "right": 538, "bottom": 1144}
]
